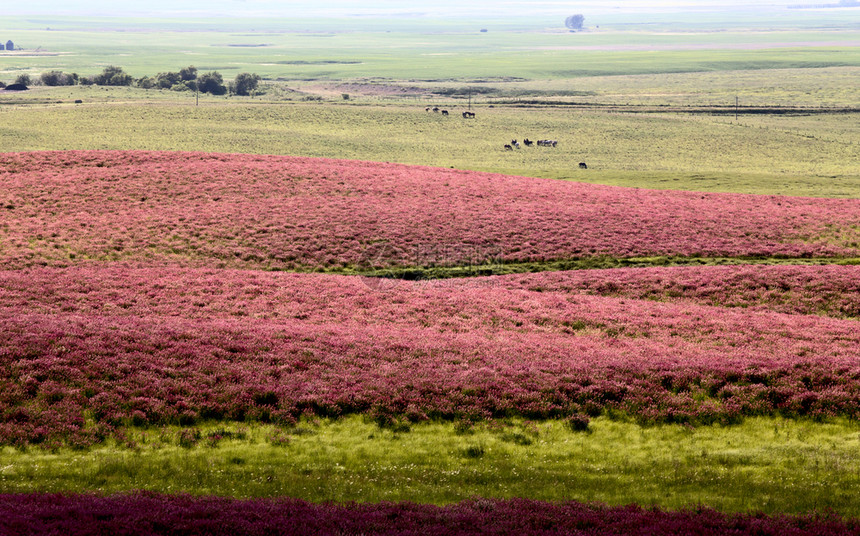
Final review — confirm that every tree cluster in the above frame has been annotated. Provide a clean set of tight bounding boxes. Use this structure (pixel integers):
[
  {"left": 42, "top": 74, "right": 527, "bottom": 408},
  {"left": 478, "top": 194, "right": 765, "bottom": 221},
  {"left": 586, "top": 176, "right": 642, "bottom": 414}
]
[
  {"left": 40, "top": 71, "right": 78, "bottom": 86},
  {"left": 13, "top": 65, "right": 262, "bottom": 97},
  {"left": 92, "top": 65, "right": 134, "bottom": 86}
]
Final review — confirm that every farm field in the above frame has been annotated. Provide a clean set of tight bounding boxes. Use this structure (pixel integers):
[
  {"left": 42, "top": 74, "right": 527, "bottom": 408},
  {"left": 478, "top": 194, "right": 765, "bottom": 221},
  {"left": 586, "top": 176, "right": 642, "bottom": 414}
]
[{"left": 2, "top": 9, "right": 860, "bottom": 533}]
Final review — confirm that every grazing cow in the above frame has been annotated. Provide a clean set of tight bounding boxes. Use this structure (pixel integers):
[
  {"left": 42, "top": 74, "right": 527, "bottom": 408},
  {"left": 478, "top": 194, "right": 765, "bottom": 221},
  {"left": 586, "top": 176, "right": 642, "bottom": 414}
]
[
  {"left": 432, "top": 107, "right": 440, "bottom": 113},
  {"left": 523, "top": 138, "right": 533, "bottom": 146},
  {"left": 537, "top": 140, "right": 558, "bottom": 147},
  {"left": 504, "top": 144, "right": 513, "bottom": 151},
  {"left": 441, "top": 110, "right": 449, "bottom": 116},
  {"left": 425, "top": 107, "right": 431, "bottom": 112},
  {"left": 511, "top": 139, "right": 520, "bottom": 149},
  {"left": 579, "top": 162, "right": 587, "bottom": 169},
  {"left": 462, "top": 111, "right": 476, "bottom": 118}
]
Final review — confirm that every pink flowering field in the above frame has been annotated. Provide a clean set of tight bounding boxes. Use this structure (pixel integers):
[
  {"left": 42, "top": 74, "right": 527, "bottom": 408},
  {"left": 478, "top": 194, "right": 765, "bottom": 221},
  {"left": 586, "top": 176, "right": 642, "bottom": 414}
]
[
  {"left": 488, "top": 264, "right": 860, "bottom": 318},
  {"left": 2, "top": 494, "right": 858, "bottom": 536},
  {"left": 2, "top": 150, "right": 860, "bottom": 531},
  {"left": 1, "top": 151, "right": 859, "bottom": 271},
  {"left": 2, "top": 265, "right": 859, "bottom": 447}
]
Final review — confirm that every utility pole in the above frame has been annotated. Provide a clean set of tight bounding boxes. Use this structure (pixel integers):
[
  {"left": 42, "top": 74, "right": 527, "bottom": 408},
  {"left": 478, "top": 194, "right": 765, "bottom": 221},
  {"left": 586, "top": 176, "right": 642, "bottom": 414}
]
[
  {"left": 735, "top": 95, "right": 738, "bottom": 121},
  {"left": 196, "top": 84, "right": 199, "bottom": 106},
  {"left": 468, "top": 87, "right": 472, "bottom": 111}
]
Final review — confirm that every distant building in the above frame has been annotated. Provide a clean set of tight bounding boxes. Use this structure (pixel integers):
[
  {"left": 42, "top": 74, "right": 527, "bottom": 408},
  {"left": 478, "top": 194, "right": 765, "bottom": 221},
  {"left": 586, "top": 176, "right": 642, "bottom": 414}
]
[{"left": 5, "top": 41, "right": 13, "bottom": 51}]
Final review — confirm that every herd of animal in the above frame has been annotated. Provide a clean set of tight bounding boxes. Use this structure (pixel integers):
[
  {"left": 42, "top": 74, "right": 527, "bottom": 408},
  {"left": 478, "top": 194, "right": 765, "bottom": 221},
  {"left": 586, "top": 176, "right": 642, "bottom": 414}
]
[
  {"left": 505, "top": 139, "right": 586, "bottom": 168},
  {"left": 504, "top": 138, "right": 557, "bottom": 150},
  {"left": 426, "top": 106, "right": 476, "bottom": 119},
  {"left": 424, "top": 106, "right": 586, "bottom": 168}
]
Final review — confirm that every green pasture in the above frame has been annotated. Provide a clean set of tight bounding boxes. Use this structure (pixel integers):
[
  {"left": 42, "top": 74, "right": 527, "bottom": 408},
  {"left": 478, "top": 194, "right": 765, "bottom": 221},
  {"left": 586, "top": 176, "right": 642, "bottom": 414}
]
[
  {"left": 1, "top": 14, "right": 858, "bottom": 82},
  {"left": 1, "top": 91, "right": 857, "bottom": 197},
  {"left": 2, "top": 416, "right": 859, "bottom": 516}
]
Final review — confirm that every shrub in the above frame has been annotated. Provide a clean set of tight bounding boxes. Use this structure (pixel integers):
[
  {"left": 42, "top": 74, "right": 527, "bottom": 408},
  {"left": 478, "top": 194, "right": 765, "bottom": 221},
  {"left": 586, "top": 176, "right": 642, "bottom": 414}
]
[
  {"left": 567, "top": 413, "right": 590, "bottom": 432},
  {"left": 178, "top": 428, "right": 200, "bottom": 448}
]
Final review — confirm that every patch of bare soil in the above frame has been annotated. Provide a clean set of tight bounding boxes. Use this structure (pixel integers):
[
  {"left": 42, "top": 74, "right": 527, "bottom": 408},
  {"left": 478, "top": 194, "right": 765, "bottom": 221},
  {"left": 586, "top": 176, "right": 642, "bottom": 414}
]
[{"left": 311, "top": 82, "right": 430, "bottom": 97}]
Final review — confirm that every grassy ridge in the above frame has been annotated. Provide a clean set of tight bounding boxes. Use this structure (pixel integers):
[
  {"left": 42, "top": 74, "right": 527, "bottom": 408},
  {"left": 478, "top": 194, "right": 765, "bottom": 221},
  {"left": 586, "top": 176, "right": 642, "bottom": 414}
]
[{"left": 2, "top": 416, "right": 859, "bottom": 515}]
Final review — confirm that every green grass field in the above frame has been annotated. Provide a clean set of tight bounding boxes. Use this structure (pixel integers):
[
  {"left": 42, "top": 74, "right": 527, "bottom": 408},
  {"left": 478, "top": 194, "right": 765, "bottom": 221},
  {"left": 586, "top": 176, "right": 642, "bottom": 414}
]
[
  {"left": 1, "top": 92, "right": 857, "bottom": 197},
  {"left": 3, "top": 417, "right": 860, "bottom": 516},
  {"left": 2, "top": 13, "right": 859, "bottom": 81},
  {"left": 2, "top": 12, "right": 860, "bottom": 518}
]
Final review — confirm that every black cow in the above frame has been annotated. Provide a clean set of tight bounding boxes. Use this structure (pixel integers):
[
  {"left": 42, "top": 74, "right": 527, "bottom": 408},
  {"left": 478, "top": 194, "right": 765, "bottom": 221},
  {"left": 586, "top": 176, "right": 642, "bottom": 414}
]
[
  {"left": 579, "top": 162, "right": 588, "bottom": 169},
  {"left": 441, "top": 110, "right": 449, "bottom": 116}
]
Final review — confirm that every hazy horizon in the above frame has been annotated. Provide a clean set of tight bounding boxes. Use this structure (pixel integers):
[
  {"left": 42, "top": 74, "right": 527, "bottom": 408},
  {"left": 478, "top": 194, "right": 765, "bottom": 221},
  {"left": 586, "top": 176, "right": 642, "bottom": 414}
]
[{"left": 4, "top": 0, "right": 801, "bottom": 18}]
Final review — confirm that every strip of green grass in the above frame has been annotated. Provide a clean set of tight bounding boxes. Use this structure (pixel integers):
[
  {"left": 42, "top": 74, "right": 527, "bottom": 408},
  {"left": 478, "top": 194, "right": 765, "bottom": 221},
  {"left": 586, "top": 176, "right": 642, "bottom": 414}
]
[
  {"left": 2, "top": 416, "right": 858, "bottom": 515},
  {"left": 345, "top": 256, "right": 860, "bottom": 280},
  {"left": 0, "top": 98, "right": 857, "bottom": 197}
]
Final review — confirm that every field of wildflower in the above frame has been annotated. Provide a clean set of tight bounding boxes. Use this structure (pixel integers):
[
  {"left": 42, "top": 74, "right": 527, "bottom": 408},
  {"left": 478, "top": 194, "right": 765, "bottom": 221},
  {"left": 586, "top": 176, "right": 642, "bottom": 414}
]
[
  {"left": 2, "top": 7, "right": 859, "bottom": 529},
  {"left": 2, "top": 151, "right": 859, "bottom": 272},
  {"left": 1, "top": 149, "right": 859, "bottom": 530},
  {"left": 2, "top": 262, "right": 860, "bottom": 448},
  {"left": 0, "top": 138, "right": 860, "bottom": 534},
  {"left": 3, "top": 493, "right": 860, "bottom": 536}
]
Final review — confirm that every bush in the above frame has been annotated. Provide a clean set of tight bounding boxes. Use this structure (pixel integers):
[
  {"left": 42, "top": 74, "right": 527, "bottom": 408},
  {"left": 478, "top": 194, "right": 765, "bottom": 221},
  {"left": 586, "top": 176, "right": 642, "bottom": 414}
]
[
  {"left": 178, "top": 428, "right": 200, "bottom": 448},
  {"left": 567, "top": 413, "right": 590, "bottom": 432}
]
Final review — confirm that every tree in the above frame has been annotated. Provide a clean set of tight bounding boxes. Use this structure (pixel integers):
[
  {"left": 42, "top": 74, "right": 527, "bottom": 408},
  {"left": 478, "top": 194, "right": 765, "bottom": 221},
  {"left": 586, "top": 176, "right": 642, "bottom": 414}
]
[
  {"left": 565, "top": 14, "right": 585, "bottom": 31},
  {"left": 155, "top": 71, "right": 181, "bottom": 89},
  {"left": 93, "top": 65, "right": 133, "bottom": 86},
  {"left": 179, "top": 65, "right": 198, "bottom": 81},
  {"left": 137, "top": 76, "right": 158, "bottom": 89},
  {"left": 14, "top": 74, "right": 32, "bottom": 86},
  {"left": 231, "top": 72, "right": 261, "bottom": 96},
  {"left": 197, "top": 71, "right": 227, "bottom": 95}
]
